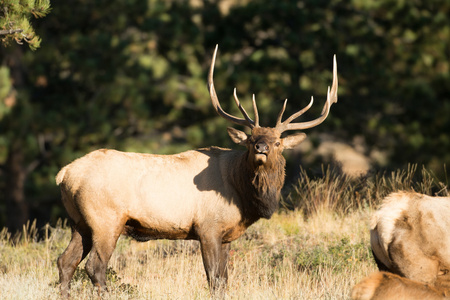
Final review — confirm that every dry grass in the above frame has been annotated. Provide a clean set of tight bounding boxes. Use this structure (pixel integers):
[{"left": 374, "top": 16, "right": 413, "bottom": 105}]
[{"left": 0, "top": 209, "right": 376, "bottom": 300}]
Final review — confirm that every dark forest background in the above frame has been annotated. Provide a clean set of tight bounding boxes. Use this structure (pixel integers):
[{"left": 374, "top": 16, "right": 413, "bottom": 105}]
[{"left": 1, "top": 0, "right": 449, "bottom": 232}]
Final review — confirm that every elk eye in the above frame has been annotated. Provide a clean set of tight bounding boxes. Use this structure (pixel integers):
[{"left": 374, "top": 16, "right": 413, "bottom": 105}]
[{"left": 275, "top": 142, "right": 280, "bottom": 147}]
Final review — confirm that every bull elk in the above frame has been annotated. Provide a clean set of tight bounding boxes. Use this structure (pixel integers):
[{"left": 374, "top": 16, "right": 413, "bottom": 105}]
[
  {"left": 56, "top": 45, "right": 338, "bottom": 297},
  {"left": 352, "top": 191, "right": 450, "bottom": 299}
]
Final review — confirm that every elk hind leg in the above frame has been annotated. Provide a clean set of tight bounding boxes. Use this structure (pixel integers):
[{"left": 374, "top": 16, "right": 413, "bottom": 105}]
[
  {"left": 85, "top": 225, "right": 122, "bottom": 294},
  {"left": 389, "top": 237, "right": 439, "bottom": 283},
  {"left": 57, "top": 221, "right": 92, "bottom": 298}
]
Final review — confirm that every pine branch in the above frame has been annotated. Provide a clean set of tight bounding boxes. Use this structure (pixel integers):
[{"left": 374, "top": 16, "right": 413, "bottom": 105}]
[{"left": 0, "top": 0, "right": 51, "bottom": 49}]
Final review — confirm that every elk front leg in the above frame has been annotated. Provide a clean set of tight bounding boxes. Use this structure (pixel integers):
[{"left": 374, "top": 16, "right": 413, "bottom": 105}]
[
  {"left": 218, "top": 243, "right": 230, "bottom": 284},
  {"left": 199, "top": 235, "right": 229, "bottom": 293}
]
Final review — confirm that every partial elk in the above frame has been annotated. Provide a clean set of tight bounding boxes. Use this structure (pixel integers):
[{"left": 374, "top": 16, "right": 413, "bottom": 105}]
[
  {"left": 352, "top": 271, "right": 447, "bottom": 300},
  {"left": 56, "top": 45, "right": 338, "bottom": 297},
  {"left": 352, "top": 191, "right": 450, "bottom": 299}
]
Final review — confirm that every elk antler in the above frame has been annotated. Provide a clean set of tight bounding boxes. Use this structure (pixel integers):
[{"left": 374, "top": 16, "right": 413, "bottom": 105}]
[
  {"left": 208, "top": 45, "right": 259, "bottom": 129},
  {"left": 275, "top": 55, "right": 338, "bottom": 134}
]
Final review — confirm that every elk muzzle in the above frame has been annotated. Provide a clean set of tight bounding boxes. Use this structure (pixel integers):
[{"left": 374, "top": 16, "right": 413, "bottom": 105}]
[{"left": 254, "top": 141, "right": 269, "bottom": 165}]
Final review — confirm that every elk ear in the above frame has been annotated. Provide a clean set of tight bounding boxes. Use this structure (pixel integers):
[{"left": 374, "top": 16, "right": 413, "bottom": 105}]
[
  {"left": 227, "top": 127, "right": 248, "bottom": 146},
  {"left": 282, "top": 133, "right": 307, "bottom": 149}
]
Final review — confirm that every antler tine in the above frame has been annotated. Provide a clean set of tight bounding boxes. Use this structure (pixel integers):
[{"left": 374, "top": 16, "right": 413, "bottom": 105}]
[
  {"left": 276, "top": 55, "right": 338, "bottom": 133},
  {"left": 276, "top": 97, "right": 314, "bottom": 133},
  {"left": 329, "top": 54, "right": 338, "bottom": 105},
  {"left": 208, "top": 45, "right": 255, "bottom": 129},
  {"left": 252, "top": 94, "right": 259, "bottom": 127},
  {"left": 276, "top": 99, "right": 287, "bottom": 128},
  {"left": 233, "top": 88, "right": 256, "bottom": 128}
]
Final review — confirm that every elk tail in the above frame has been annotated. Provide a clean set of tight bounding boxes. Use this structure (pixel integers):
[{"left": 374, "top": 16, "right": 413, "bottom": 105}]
[{"left": 55, "top": 166, "right": 68, "bottom": 185}]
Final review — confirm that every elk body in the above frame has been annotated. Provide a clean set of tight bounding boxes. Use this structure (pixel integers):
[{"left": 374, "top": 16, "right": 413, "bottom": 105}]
[
  {"left": 352, "top": 191, "right": 450, "bottom": 300},
  {"left": 56, "top": 46, "right": 338, "bottom": 297}
]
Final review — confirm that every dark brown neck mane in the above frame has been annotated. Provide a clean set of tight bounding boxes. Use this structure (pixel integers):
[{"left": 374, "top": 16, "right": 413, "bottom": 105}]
[{"left": 231, "top": 151, "right": 286, "bottom": 222}]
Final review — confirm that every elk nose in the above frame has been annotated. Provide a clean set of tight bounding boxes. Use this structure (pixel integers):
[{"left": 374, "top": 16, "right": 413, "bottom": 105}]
[{"left": 255, "top": 142, "right": 269, "bottom": 153}]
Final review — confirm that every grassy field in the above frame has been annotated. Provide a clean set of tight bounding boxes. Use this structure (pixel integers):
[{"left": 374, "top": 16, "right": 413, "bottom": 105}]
[{"left": 0, "top": 165, "right": 446, "bottom": 299}]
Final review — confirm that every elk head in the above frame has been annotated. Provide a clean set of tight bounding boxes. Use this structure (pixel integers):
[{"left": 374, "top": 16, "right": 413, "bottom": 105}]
[{"left": 208, "top": 45, "right": 338, "bottom": 168}]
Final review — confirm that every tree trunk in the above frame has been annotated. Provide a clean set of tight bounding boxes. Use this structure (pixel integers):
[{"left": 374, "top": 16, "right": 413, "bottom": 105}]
[{"left": 5, "top": 141, "right": 29, "bottom": 232}]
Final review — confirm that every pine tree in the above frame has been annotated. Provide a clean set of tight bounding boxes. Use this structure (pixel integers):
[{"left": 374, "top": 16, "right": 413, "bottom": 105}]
[{"left": 0, "top": 0, "right": 51, "bottom": 50}]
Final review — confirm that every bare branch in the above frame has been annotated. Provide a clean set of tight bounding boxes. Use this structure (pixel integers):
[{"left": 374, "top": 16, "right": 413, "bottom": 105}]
[{"left": 0, "top": 29, "right": 23, "bottom": 35}]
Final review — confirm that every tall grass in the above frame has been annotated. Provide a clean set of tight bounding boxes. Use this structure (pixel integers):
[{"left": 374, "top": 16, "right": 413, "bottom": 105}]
[
  {"left": 0, "top": 165, "right": 447, "bottom": 299},
  {"left": 285, "top": 164, "right": 448, "bottom": 217}
]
